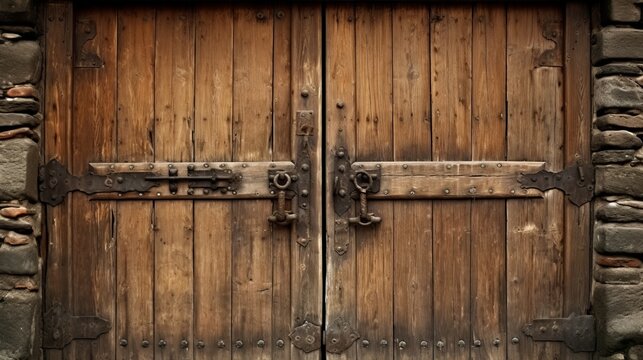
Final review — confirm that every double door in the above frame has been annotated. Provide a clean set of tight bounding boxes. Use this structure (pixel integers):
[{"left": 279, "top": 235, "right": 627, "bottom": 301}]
[{"left": 43, "top": 2, "right": 591, "bottom": 359}]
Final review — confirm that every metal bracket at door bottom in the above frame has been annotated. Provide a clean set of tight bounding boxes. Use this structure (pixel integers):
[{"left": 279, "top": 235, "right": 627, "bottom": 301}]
[
  {"left": 43, "top": 303, "right": 111, "bottom": 349},
  {"left": 523, "top": 313, "right": 595, "bottom": 352}
]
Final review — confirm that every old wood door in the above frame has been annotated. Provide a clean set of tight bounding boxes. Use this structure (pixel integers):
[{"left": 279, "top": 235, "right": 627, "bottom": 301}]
[
  {"left": 324, "top": 2, "right": 592, "bottom": 360},
  {"left": 43, "top": 3, "right": 322, "bottom": 359}
]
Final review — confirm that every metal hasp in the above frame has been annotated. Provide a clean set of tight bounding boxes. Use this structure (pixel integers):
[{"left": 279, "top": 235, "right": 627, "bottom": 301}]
[
  {"left": 289, "top": 321, "right": 321, "bottom": 353},
  {"left": 517, "top": 160, "right": 594, "bottom": 206},
  {"left": 43, "top": 303, "right": 111, "bottom": 349},
  {"left": 523, "top": 313, "right": 595, "bottom": 352},
  {"left": 333, "top": 147, "right": 381, "bottom": 225},
  {"left": 326, "top": 317, "right": 360, "bottom": 354}
]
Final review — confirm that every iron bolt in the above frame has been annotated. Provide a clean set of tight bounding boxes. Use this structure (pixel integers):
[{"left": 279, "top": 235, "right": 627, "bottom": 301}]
[
  {"left": 217, "top": 340, "right": 226, "bottom": 348},
  {"left": 380, "top": 339, "right": 388, "bottom": 347},
  {"left": 257, "top": 339, "right": 265, "bottom": 348},
  {"left": 119, "top": 338, "right": 128, "bottom": 347},
  {"left": 180, "top": 339, "right": 189, "bottom": 349},
  {"left": 188, "top": 164, "right": 195, "bottom": 170},
  {"left": 301, "top": 164, "right": 310, "bottom": 171},
  {"left": 337, "top": 150, "right": 345, "bottom": 158},
  {"left": 436, "top": 341, "right": 445, "bottom": 349},
  {"left": 235, "top": 340, "right": 244, "bottom": 348},
  {"left": 399, "top": 340, "right": 407, "bottom": 349},
  {"left": 474, "top": 339, "right": 481, "bottom": 347},
  {"left": 276, "top": 339, "right": 285, "bottom": 348},
  {"left": 302, "top": 189, "right": 309, "bottom": 197},
  {"left": 256, "top": 12, "right": 265, "bottom": 20},
  {"left": 362, "top": 339, "right": 370, "bottom": 347},
  {"left": 196, "top": 340, "right": 205, "bottom": 349},
  {"left": 187, "top": 189, "right": 194, "bottom": 195},
  {"left": 116, "top": 176, "right": 124, "bottom": 183},
  {"left": 511, "top": 337, "right": 519, "bottom": 344},
  {"left": 336, "top": 101, "right": 345, "bottom": 109},
  {"left": 493, "top": 338, "right": 501, "bottom": 346},
  {"left": 301, "top": 89, "right": 309, "bottom": 98},
  {"left": 338, "top": 164, "right": 346, "bottom": 172},
  {"left": 338, "top": 189, "right": 347, "bottom": 197},
  {"left": 158, "top": 339, "right": 167, "bottom": 348},
  {"left": 141, "top": 340, "right": 150, "bottom": 348},
  {"left": 420, "top": 340, "right": 429, "bottom": 348},
  {"left": 458, "top": 340, "right": 465, "bottom": 347},
  {"left": 276, "top": 10, "right": 284, "bottom": 19}
]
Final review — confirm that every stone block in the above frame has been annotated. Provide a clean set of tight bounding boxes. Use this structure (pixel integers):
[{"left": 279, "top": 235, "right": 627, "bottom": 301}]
[
  {"left": 595, "top": 266, "right": 641, "bottom": 284},
  {"left": 0, "top": 290, "right": 38, "bottom": 360},
  {"left": 0, "top": 41, "right": 40, "bottom": 85},
  {"left": 595, "top": 283, "right": 643, "bottom": 355},
  {"left": 593, "top": 130, "right": 643, "bottom": 151},
  {"left": 594, "top": 150, "right": 636, "bottom": 164},
  {"left": 0, "top": 273, "right": 38, "bottom": 291},
  {"left": 603, "top": 0, "right": 643, "bottom": 23},
  {"left": 597, "top": 202, "right": 643, "bottom": 222},
  {"left": 595, "top": 77, "right": 643, "bottom": 113},
  {"left": 593, "top": 27, "right": 643, "bottom": 64},
  {"left": 597, "top": 254, "right": 643, "bottom": 268},
  {"left": 596, "top": 63, "right": 643, "bottom": 78},
  {"left": 0, "top": 98, "right": 38, "bottom": 114},
  {"left": 629, "top": 345, "right": 643, "bottom": 359},
  {"left": 596, "top": 223, "right": 643, "bottom": 254},
  {"left": 597, "top": 166, "right": 643, "bottom": 197},
  {"left": 0, "top": 241, "right": 37, "bottom": 275},
  {"left": 0, "top": 113, "right": 40, "bottom": 129},
  {"left": 596, "top": 114, "right": 643, "bottom": 131},
  {"left": 0, "top": 138, "right": 38, "bottom": 201}
]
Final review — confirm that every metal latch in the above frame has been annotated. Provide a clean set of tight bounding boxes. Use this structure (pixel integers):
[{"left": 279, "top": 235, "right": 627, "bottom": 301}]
[
  {"left": 517, "top": 159, "right": 594, "bottom": 206},
  {"left": 523, "top": 314, "right": 595, "bottom": 352},
  {"left": 43, "top": 303, "right": 111, "bottom": 349},
  {"left": 333, "top": 147, "right": 381, "bottom": 226}
]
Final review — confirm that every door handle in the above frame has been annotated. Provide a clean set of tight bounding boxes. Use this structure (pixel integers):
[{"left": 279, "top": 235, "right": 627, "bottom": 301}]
[
  {"left": 347, "top": 171, "right": 381, "bottom": 226},
  {"left": 268, "top": 171, "right": 298, "bottom": 225}
]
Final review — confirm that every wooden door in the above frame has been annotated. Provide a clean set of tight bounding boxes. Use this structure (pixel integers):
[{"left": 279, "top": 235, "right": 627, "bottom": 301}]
[
  {"left": 324, "top": 2, "right": 592, "bottom": 360},
  {"left": 43, "top": 3, "right": 321, "bottom": 359}
]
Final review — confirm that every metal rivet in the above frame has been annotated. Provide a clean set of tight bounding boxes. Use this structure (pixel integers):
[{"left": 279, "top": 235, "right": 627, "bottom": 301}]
[
  {"left": 488, "top": 188, "right": 494, "bottom": 194},
  {"left": 180, "top": 339, "right": 189, "bottom": 349},
  {"left": 235, "top": 340, "right": 244, "bottom": 348},
  {"left": 497, "top": 163, "right": 502, "bottom": 168},
  {"left": 203, "top": 189, "right": 210, "bottom": 195},
  {"left": 196, "top": 340, "right": 205, "bottom": 349},
  {"left": 109, "top": 164, "right": 115, "bottom": 169},
  {"left": 116, "top": 176, "right": 124, "bottom": 183},
  {"left": 257, "top": 339, "right": 265, "bottom": 348},
  {"left": 256, "top": 12, "right": 265, "bottom": 20},
  {"left": 383, "top": 190, "right": 389, "bottom": 195},
  {"left": 420, "top": 340, "right": 429, "bottom": 348},
  {"left": 188, "top": 164, "right": 195, "bottom": 170},
  {"left": 410, "top": 190, "right": 416, "bottom": 196},
  {"left": 511, "top": 337, "right": 519, "bottom": 344},
  {"left": 399, "top": 340, "right": 407, "bottom": 349},
  {"left": 301, "top": 89, "right": 309, "bottom": 98},
  {"left": 119, "top": 338, "right": 128, "bottom": 347},
  {"left": 141, "top": 340, "right": 150, "bottom": 348},
  {"left": 302, "top": 189, "right": 309, "bottom": 197},
  {"left": 480, "top": 163, "right": 486, "bottom": 168},
  {"left": 156, "top": 192, "right": 161, "bottom": 196},
  {"left": 187, "top": 189, "right": 194, "bottom": 195},
  {"left": 469, "top": 187, "right": 477, "bottom": 194},
  {"left": 362, "top": 339, "right": 370, "bottom": 347},
  {"left": 402, "top": 164, "right": 408, "bottom": 169},
  {"left": 337, "top": 150, "right": 345, "bottom": 158},
  {"left": 204, "top": 163, "right": 209, "bottom": 168},
  {"left": 474, "top": 339, "right": 481, "bottom": 347},
  {"left": 158, "top": 339, "right": 167, "bottom": 348},
  {"left": 301, "top": 202, "right": 307, "bottom": 208},
  {"left": 493, "top": 338, "right": 501, "bottom": 346},
  {"left": 338, "top": 164, "right": 346, "bottom": 172},
  {"left": 380, "top": 339, "right": 388, "bottom": 347},
  {"left": 338, "top": 189, "right": 347, "bottom": 197},
  {"left": 138, "top": 193, "right": 143, "bottom": 197},
  {"left": 220, "top": 163, "right": 226, "bottom": 168},
  {"left": 232, "top": 191, "right": 237, "bottom": 195},
  {"left": 217, "top": 340, "right": 226, "bottom": 348},
  {"left": 376, "top": 164, "right": 381, "bottom": 168},
  {"left": 291, "top": 174, "right": 299, "bottom": 181},
  {"left": 458, "top": 340, "right": 465, "bottom": 347},
  {"left": 301, "top": 164, "right": 310, "bottom": 171},
  {"left": 446, "top": 164, "right": 452, "bottom": 169},
  {"left": 539, "top": 326, "right": 547, "bottom": 333},
  {"left": 336, "top": 101, "right": 345, "bottom": 109},
  {"left": 436, "top": 340, "right": 445, "bottom": 349},
  {"left": 242, "top": 163, "right": 248, "bottom": 168},
  {"left": 129, "top": 164, "right": 134, "bottom": 170},
  {"left": 276, "top": 10, "right": 284, "bottom": 19},
  {"left": 168, "top": 164, "right": 174, "bottom": 168},
  {"left": 276, "top": 339, "right": 284, "bottom": 348},
  {"left": 510, "top": 189, "right": 516, "bottom": 194},
  {"left": 149, "top": 164, "right": 154, "bottom": 169},
  {"left": 444, "top": 189, "right": 450, "bottom": 194}
]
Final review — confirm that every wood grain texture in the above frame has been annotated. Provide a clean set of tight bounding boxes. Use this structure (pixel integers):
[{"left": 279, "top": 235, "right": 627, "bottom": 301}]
[
  {"left": 507, "top": 5, "right": 565, "bottom": 359},
  {"left": 470, "top": 4, "right": 507, "bottom": 359},
  {"left": 290, "top": 6, "right": 323, "bottom": 360},
  {"left": 153, "top": 7, "right": 194, "bottom": 360},
  {"left": 325, "top": 4, "right": 357, "bottom": 360},
  {"left": 431, "top": 5, "right": 472, "bottom": 360},
  {"left": 563, "top": 3, "right": 591, "bottom": 360},
  {"left": 70, "top": 6, "right": 117, "bottom": 359},
  {"left": 355, "top": 5, "right": 394, "bottom": 360},
  {"left": 43, "top": 3, "right": 73, "bottom": 359},
  {"left": 194, "top": 5, "right": 233, "bottom": 360},
  {"left": 232, "top": 6, "right": 273, "bottom": 359},
  {"left": 391, "top": 5, "right": 432, "bottom": 359},
  {"left": 115, "top": 6, "right": 155, "bottom": 360}
]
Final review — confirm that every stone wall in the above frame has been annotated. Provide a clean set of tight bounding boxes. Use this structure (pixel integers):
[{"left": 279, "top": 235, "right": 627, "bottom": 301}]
[
  {"left": 593, "top": 0, "right": 643, "bottom": 359},
  {"left": 0, "top": 1, "right": 42, "bottom": 359}
]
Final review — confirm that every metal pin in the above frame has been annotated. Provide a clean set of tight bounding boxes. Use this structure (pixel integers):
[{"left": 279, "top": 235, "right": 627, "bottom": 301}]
[
  {"left": 196, "top": 340, "right": 205, "bottom": 349},
  {"left": 276, "top": 339, "right": 285, "bottom": 348},
  {"left": 399, "top": 340, "right": 407, "bottom": 349},
  {"left": 180, "top": 339, "right": 189, "bottom": 349},
  {"left": 119, "top": 338, "right": 128, "bottom": 347},
  {"left": 362, "top": 339, "right": 370, "bottom": 347},
  {"left": 511, "top": 337, "right": 519, "bottom": 344},
  {"left": 257, "top": 340, "right": 265, "bottom": 348},
  {"left": 217, "top": 340, "right": 226, "bottom": 348}
]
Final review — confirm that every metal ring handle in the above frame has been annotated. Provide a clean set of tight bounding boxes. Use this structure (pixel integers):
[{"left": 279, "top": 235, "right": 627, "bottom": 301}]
[
  {"left": 353, "top": 170, "right": 373, "bottom": 192},
  {"left": 273, "top": 172, "right": 292, "bottom": 190}
]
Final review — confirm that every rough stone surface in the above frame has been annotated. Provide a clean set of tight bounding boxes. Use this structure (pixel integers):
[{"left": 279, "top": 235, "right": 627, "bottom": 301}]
[
  {"left": 603, "top": 0, "right": 643, "bottom": 23},
  {"left": 593, "top": 130, "right": 643, "bottom": 150},
  {"left": 593, "top": 27, "right": 643, "bottom": 64},
  {"left": 595, "top": 283, "right": 643, "bottom": 355},
  {"left": 597, "top": 114, "right": 643, "bottom": 130},
  {"left": 0, "top": 273, "right": 38, "bottom": 291},
  {"left": 594, "top": 150, "right": 637, "bottom": 164},
  {"left": 0, "top": 138, "right": 38, "bottom": 201},
  {"left": 630, "top": 345, "right": 643, "bottom": 359},
  {"left": 595, "top": 77, "right": 643, "bottom": 113},
  {"left": 595, "top": 266, "right": 641, "bottom": 284},
  {"left": 597, "top": 255, "right": 643, "bottom": 268},
  {"left": 597, "top": 63, "right": 643, "bottom": 78},
  {"left": 0, "top": 206, "right": 28, "bottom": 219},
  {"left": 0, "top": 290, "right": 39, "bottom": 360},
  {"left": 0, "top": 113, "right": 39, "bottom": 129},
  {"left": 6, "top": 85, "right": 37, "bottom": 98},
  {"left": 0, "top": 98, "right": 38, "bottom": 114},
  {"left": 0, "top": 241, "right": 37, "bottom": 275},
  {"left": 597, "top": 202, "right": 643, "bottom": 222},
  {"left": 597, "top": 166, "right": 643, "bottom": 197},
  {"left": 2, "top": 231, "right": 31, "bottom": 246},
  {"left": 596, "top": 223, "right": 643, "bottom": 254},
  {"left": 0, "top": 216, "right": 31, "bottom": 233},
  {"left": 0, "top": 41, "right": 40, "bottom": 85}
]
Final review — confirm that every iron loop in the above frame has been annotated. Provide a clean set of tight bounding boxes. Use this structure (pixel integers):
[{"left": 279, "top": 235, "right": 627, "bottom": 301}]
[
  {"left": 353, "top": 170, "right": 373, "bottom": 193},
  {"left": 273, "top": 172, "right": 292, "bottom": 190}
]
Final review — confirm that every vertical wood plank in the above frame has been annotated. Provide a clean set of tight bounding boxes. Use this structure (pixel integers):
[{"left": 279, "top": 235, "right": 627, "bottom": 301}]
[
  {"left": 43, "top": 3, "right": 73, "bottom": 359},
  {"left": 430, "top": 5, "right": 473, "bottom": 360},
  {"left": 193, "top": 5, "right": 233, "bottom": 360},
  {"left": 391, "top": 4, "right": 432, "bottom": 360},
  {"left": 154, "top": 7, "right": 194, "bottom": 360},
  {"left": 232, "top": 6, "right": 273, "bottom": 360},
  {"left": 70, "top": 7, "right": 117, "bottom": 359},
  {"left": 290, "top": 5, "right": 323, "bottom": 360},
  {"left": 272, "top": 4, "right": 292, "bottom": 360},
  {"left": 115, "top": 6, "right": 155, "bottom": 360},
  {"left": 563, "top": 3, "right": 591, "bottom": 360},
  {"left": 507, "top": 5, "right": 565, "bottom": 359},
  {"left": 470, "top": 4, "right": 507, "bottom": 360},
  {"left": 355, "top": 5, "right": 394, "bottom": 360},
  {"left": 325, "top": 4, "right": 357, "bottom": 360}
]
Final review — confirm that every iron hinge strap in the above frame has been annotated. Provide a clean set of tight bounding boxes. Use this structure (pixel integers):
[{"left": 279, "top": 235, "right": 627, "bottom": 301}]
[
  {"left": 523, "top": 314, "right": 595, "bottom": 352},
  {"left": 43, "top": 303, "right": 111, "bottom": 349},
  {"left": 518, "top": 160, "right": 594, "bottom": 206}
]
